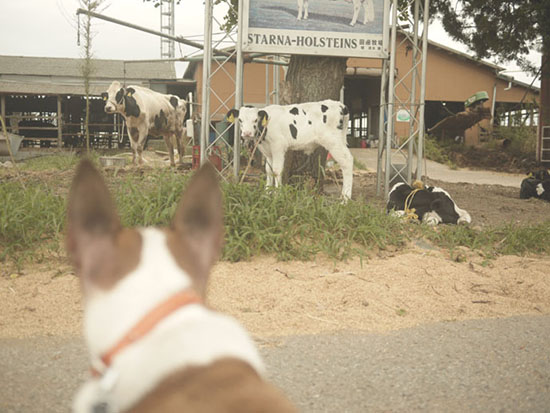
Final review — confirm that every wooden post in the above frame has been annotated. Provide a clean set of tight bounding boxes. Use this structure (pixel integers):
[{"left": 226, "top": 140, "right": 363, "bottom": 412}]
[
  {"left": 57, "top": 95, "right": 63, "bottom": 148},
  {"left": 1, "top": 94, "right": 5, "bottom": 123}
]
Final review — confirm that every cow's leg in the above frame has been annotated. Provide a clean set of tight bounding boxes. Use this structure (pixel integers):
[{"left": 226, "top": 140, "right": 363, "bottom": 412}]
[
  {"left": 128, "top": 126, "right": 141, "bottom": 165},
  {"left": 135, "top": 125, "right": 149, "bottom": 166},
  {"left": 163, "top": 134, "right": 176, "bottom": 167},
  {"left": 364, "top": 0, "right": 375, "bottom": 24},
  {"left": 325, "top": 143, "right": 354, "bottom": 200},
  {"left": 265, "top": 156, "right": 274, "bottom": 187},
  {"left": 350, "top": 0, "right": 361, "bottom": 26},
  {"left": 271, "top": 152, "right": 285, "bottom": 188},
  {"left": 175, "top": 128, "right": 185, "bottom": 164},
  {"left": 422, "top": 211, "right": 442, "bottom": 226},
  {"left": 297, "top": 0, "right": 309, "bottom": 20}
]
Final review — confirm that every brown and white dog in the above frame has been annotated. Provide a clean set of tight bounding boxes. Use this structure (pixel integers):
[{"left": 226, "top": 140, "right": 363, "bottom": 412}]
[{"left": 67, "top": 160, "right": 296, "bottom": 412}]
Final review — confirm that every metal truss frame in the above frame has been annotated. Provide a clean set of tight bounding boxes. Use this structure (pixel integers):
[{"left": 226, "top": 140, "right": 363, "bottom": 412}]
[{"left": 377, "top": 0, "right": 430, "bottom": 198}]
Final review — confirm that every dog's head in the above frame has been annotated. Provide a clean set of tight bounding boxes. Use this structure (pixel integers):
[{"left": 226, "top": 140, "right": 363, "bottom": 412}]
[{"left": 66, "top": 159, "right": 223, "bottom": 357}]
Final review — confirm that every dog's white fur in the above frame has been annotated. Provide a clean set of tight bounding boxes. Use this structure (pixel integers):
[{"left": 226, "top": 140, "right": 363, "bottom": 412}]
[{"left": 74, "top": 227, "right": 264, "bottom": 412}]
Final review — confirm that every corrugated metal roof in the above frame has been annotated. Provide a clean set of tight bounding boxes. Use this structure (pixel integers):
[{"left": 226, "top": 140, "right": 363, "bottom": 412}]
[
  {"left": 0, "top": 55, "right": 189, "bottom": 95},
  {"left": 0, "top": 55, "right": 176, "bottom": 78}
]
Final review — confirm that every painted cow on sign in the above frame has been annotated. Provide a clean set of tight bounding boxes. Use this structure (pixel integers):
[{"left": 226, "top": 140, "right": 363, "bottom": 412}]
[
  {"left": 102, "top": 81, "right": 187, "bottom": 166},
  {"left": 387, "top": 182, "right": 472, "bottom": 225},
  {"left": 227, "top": 100, "right": 354, "bottom": 200},
  {"left": 297, "top": 0, "right": 375, "bottom": 26}
]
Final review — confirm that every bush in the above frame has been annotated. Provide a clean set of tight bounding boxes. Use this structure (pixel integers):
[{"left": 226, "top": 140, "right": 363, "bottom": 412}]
[{"left": 492, "top": 125, "right": 537, "bottom": 158}]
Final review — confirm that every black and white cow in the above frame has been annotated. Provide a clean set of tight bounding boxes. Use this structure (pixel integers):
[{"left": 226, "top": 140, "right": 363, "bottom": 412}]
[
  {"left": 297, "top": 0, "right": 375, "bottom": 26},
  {"left": 387, "top": 182, "right": 472, "bottom": 225},
  {"left": 102, "top": 81, "right": 187, "bottom": 166},
  {"left": 227, "top": 100, "right": 354, "bottom": 200},
  {"left": 519, "top": 169, "right": 550, "bottom": 202}
]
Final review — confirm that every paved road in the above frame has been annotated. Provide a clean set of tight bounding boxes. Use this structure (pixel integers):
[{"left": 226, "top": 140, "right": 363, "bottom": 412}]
[
  {"left": 351, "top": 148, "right": 526, "bottom": 188},
  {"left": 1, "top": 315, "right": 549, "bottom": 412}
]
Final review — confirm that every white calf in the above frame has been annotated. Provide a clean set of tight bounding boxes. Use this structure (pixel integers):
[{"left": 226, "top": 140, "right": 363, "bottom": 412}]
[
  {"left": 102, "top": 81, "right": 187, "bottom": 166},
  {"left": 297, "top": 0, "right": 375, "bottom": 26},
  {"left": 227, "top": 100, "right": 354, "bottom": 200}
]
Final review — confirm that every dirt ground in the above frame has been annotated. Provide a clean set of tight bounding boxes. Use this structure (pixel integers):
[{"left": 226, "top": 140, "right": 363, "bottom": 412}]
[
  {"left": 1, "top": 250, "right": 549, "bottom": 339},
  {"left": 1, "top": 150, "right": 550, "bottom": 340},
  {"left": 352, "top": 172, "right": 550, "bottom": 227}
]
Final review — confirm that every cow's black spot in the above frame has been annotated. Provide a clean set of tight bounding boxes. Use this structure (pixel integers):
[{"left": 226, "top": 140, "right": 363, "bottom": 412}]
[
  {"left": 302, "top": 110, "right": 307, "bottom": 115},
  {"left": 321, "top": 104, "right": 329, "bottom": 113},
  {"left": 124, "top": 94, "right": 141, "bottom": 117},
  {"left": 169, "top": 96, "right": 178, "bottom": 108},
  {"left": 129, "top": 127, "right": 139, "bottom": 142},
  {"left": 115, "top": 88, "right": 124, "bottom": 104},
  {"left": 290, "top": 107, "right": 299, "bottom": 115},
  {"left": 289, "top": 123, "right": 298, "bottom": 139},
  {"left": 154, "top": 110, "right": 168, "bottom": 130},
  {"left": 323, "top": 115, "right": 327, "bottom": 123},
  {"left": 262, "top": 128, "right": 268, "bottom": 141},
  {"left": 258, "top": 110, "right": 269, "bottom": 136},
  {"left": 293, "top": 120, "right": 297, "bottom": 125},
  {"left": 308, "top": 121, "right": 312, "bottom": 125}
]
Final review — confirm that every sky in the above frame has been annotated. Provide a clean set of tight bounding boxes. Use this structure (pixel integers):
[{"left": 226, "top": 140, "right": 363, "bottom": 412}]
[{"left": 0, "top": 0, "right": 541, "bottom": 86}]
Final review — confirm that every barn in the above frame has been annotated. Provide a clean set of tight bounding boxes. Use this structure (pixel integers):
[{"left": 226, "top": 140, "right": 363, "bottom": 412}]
[
  {"left": 0, "top": 55, "right": 194, "bottom": 152},
  {"left": 183, "top": 33, "right": 539, "bottom": 150}
]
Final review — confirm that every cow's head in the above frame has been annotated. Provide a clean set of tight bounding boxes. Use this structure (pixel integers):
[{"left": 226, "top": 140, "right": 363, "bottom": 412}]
[
  {"left": 226, "top": 107, "right": 269, "bottom": 141},
  {"left": 102, "top": 81, "right": 125, "bottom": 114},
  {"left": 102, "top": 81, "right": 141, "bottom": 118}
]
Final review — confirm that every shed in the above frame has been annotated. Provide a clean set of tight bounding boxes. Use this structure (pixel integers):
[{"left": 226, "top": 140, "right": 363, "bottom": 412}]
[{"left": 0, "top": 55, "right": 195, "bottom": 148}]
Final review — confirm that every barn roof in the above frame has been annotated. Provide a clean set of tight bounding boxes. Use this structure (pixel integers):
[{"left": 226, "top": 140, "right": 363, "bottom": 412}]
[{"left": 0, "top": 55, "right": 190, "bottom": 95}]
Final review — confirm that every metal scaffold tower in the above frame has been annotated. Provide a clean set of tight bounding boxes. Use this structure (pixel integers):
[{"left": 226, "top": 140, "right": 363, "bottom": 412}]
[
  {"left": 200, "top": 0, "right": 243, "bottom": 178},
  {"left": 200, "top": 0, "right": 284, "bottom": 179},
  {"left": 377, "top": 0, "right": 430, "bottom": 198},
  {"left": 160, "top": 0, "right": 175, "bottom": 59}
]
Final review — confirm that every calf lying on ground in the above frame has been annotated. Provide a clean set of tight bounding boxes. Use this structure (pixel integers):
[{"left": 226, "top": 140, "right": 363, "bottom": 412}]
[
  {"left": 520, "top": 169, "right": 550, "bottom": 201},
  {"left": 102, "top": 81, "right": 187, "bottom": 166},
  {"left": 227, "top": 100, "right": 354, "bottom": 200},
  {"left": 387, "top": 182, "right": 472, "bottom": 225}
]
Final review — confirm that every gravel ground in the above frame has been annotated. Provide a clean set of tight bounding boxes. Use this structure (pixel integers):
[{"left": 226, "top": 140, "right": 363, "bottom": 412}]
[{"left": 1, "top": 315, "right": 549, "bottom": 413}]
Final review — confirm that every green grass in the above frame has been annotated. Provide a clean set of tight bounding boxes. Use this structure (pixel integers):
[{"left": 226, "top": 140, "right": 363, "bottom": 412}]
[
  {"left": 423, "top": 135, "right": 458, "bottom": 168},
  {"left": 222, "top": 182, "right": 405, "bottom": 261},
  {"left": 18, "top": 152, "right": 83, "bottom": 171},
  {"left": 2, "top": 153, "right": 550, "bottom": 268},
  {"left": 0, "top": 181, "right": 65, "bottom": 266}
]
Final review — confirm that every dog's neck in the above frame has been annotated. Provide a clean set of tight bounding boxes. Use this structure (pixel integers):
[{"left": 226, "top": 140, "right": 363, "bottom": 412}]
[{"left": 75, "top": 228, "right": 264, "bottom": 412}]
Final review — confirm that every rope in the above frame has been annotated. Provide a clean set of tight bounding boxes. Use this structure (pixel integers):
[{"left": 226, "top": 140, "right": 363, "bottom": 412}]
[
  {"left": 239, "top": 125, "right": 268, "bottom": 184},
  {"left": 403, "top": 181, "right": 425, "bottom": 221}
]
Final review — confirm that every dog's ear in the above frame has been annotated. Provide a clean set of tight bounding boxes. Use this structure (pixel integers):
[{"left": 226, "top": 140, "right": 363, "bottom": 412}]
[
  {"left": 66, "top": 159, "right": 122, "bottom": 285},
  {"left": 170, "top": 163, "right": 223, "bottom": 295}
]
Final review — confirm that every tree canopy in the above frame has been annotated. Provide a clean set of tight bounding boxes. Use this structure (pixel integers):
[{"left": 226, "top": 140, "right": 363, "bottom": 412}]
[{"left": 429, "top": 0, "right": 549, "bottom": 72}]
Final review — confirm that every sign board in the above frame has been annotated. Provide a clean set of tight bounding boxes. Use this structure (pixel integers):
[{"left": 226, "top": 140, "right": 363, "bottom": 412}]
[
  {"left": 396, "top": 109, "right": 411, "bottom": 122},
  {"left": 242, "top": 0, "right": 389, "bottom": 59}
]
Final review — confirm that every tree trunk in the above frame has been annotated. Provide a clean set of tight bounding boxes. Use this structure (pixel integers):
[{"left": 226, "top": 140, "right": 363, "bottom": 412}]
[{"left": 281, "top": 55, "right": 347, "bottom": 191}]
